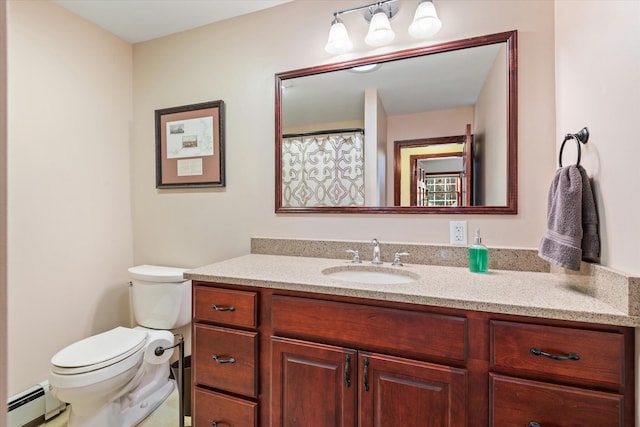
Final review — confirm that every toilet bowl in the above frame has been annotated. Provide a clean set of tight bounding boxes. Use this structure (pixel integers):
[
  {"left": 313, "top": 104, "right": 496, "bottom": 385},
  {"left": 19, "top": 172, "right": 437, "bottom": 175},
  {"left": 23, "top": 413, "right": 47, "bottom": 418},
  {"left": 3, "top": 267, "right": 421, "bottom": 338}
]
[{"left": 49, "top": 265, "right": 191, "bottom": 427}]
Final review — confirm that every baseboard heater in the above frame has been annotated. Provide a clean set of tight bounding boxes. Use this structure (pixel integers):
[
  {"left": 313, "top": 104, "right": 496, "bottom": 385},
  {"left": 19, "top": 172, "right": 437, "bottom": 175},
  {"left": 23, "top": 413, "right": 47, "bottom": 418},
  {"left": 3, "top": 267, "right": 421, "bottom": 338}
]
[{"left": 7, "top": 381, "right": 66, "bottom": 427}]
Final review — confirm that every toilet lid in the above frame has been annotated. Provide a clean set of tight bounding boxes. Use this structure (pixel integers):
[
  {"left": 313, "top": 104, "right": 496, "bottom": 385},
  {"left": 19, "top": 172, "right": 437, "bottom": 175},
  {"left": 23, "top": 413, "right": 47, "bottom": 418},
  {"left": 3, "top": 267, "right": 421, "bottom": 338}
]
[
  {"left": 128, "top": 265, "right": 188, "bottom": 282},
  {"left": 51, "top": 327, "right": 147, "bottom": 374}
]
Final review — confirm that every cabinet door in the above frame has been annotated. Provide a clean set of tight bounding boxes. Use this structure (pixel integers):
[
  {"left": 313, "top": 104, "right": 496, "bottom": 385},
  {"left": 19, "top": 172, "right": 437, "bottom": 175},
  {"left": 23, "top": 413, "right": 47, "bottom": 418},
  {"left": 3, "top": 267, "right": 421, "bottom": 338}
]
[
  {"left": 358, "top": 352, "right": 467, "bottom": 427},
  {"left": 271, "top": 337, "right": 357, "bottom": 427}
]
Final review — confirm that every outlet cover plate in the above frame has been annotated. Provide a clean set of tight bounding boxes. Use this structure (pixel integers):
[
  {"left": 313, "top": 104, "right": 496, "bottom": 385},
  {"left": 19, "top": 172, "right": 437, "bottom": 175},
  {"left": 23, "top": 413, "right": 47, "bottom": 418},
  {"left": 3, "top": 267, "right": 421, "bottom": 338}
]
[{"left": 450, "top": 221, "right": 468, "bottom": 245}]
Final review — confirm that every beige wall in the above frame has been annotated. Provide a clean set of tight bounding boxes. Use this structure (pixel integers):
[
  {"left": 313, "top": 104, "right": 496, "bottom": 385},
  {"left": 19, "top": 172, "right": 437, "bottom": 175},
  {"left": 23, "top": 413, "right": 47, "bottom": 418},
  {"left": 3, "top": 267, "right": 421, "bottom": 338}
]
[
  {"left": 553, "top": 8, "right": 640, "bottom": 417},
  {"left": 554, "top": 0, "right": 640, "bottom": 276},
  {"left": 6, "top": 0, "right": 133, "bottom": 395},
  {"left": 475, "top": 44, "right": 507, "bottom": 206},
  {"left": 1, "top": 0, "right": 7, "bottom": 417},
  {"left": 132, "top": 0, "right": 556, "bottom": 268}
]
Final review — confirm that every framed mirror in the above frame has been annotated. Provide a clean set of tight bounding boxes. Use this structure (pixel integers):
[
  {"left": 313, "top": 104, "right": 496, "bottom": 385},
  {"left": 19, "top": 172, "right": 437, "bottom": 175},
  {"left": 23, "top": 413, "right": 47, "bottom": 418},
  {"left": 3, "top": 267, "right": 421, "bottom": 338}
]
[{"left": 276, "top": 31, "right": 517, "bottom": 214}]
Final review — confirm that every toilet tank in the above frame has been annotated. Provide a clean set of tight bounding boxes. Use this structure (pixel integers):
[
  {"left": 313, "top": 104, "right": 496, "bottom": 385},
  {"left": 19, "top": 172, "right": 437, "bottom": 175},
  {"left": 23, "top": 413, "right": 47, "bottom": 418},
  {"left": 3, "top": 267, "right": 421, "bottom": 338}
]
[{"left": 128, "top": 265, "right": 192, "bottom": 330}]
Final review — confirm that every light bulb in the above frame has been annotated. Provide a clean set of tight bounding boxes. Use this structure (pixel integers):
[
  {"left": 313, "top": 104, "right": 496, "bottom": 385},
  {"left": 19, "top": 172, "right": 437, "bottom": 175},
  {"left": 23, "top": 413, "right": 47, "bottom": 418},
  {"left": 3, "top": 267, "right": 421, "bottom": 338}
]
[
  {"left": 325, "top": 17, "right": 353, "bottom": 55},
  {"left": 408, "top": 0, "right": 442, "bottom": 39},
  {"left": 364, "top": 8, "right": 395, "bottom": 47}
]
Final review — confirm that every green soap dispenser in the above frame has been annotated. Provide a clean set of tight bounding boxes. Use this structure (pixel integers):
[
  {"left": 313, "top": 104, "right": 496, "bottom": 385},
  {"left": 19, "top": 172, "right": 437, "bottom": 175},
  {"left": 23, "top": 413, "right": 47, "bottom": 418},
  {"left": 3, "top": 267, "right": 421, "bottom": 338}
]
[{"left": 469, "top": 229, "right": 488, "bottom": 273}]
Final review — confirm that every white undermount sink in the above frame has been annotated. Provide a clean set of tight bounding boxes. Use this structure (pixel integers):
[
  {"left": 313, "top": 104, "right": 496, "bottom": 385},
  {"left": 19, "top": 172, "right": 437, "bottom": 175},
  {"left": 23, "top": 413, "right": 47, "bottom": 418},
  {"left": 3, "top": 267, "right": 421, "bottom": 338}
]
[{"left": 322, "top": 266, "right": 419, "bottom": 285}]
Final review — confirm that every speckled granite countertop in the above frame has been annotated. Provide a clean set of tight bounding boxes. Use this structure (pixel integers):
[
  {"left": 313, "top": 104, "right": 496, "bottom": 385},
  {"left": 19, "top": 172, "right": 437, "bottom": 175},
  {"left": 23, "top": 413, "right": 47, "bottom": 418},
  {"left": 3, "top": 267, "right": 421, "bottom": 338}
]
[{"left": 185, "top": 253, "right": 640, "bottom": 327}]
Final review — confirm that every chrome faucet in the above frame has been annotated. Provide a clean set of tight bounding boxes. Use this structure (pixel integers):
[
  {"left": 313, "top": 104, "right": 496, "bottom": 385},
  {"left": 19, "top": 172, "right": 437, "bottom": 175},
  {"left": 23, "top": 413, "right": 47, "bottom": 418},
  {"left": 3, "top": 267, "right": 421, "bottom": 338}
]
[
  {"left": 345, "top": 249, "right": 362, "bottom": 264},
  {"left": 370, "top": 238, "right": 382, "bottom": 265},
  {"left": 392, "top": 252, "right": 410, "bottom": 267}
]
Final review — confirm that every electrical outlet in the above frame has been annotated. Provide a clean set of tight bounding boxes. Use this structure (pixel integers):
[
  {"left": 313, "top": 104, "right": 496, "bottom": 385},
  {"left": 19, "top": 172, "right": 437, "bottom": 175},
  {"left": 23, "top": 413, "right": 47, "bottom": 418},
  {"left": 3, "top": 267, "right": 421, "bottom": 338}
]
[{"left": 450, "top": 221, "right": 468, "bottom": 245}]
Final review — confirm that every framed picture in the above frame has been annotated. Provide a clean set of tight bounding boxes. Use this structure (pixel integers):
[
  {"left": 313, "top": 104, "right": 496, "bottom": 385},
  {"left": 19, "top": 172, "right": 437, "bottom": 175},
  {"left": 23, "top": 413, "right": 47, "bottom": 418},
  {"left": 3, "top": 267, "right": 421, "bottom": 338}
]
[{"left": 155, "top": 100, "right": 225, "bottom": 188}]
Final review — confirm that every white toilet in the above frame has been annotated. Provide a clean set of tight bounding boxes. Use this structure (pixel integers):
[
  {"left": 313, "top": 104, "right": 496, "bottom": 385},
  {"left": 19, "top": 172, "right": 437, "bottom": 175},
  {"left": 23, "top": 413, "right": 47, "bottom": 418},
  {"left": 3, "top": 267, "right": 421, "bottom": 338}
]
[{"left": 49, "top": 265, "right": 191, "bottom": 427}]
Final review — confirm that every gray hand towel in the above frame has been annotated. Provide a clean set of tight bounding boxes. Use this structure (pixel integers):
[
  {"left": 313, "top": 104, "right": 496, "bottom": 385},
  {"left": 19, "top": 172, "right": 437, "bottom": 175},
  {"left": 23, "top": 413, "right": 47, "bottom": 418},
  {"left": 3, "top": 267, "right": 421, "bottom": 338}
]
[
  {"left": 538, "top": 165, "right": 599, "bottom": 270},
  {"left": 578, "top": 165, "right": 600, "bottom": 263}
]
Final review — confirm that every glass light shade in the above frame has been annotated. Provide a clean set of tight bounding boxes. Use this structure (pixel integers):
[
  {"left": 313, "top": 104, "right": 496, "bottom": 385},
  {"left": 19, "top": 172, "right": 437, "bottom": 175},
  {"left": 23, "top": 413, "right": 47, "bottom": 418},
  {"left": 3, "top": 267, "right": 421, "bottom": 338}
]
[
  {"left": 408, "top": 0, "right": 442, "bottom": 39},
  {"left": 325, "top": 19, "right": 353, "bottom": 55},
  {"left": 364, "top": 9, "right": 395, "bottom": 47}
]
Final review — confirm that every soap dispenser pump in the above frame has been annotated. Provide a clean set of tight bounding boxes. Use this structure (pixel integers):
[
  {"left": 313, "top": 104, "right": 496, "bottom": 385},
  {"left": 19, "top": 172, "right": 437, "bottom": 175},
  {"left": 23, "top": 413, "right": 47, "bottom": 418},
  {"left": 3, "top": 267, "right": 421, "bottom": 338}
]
[{"left": 469, "top": 229, "right": 488, "bottom": 273}]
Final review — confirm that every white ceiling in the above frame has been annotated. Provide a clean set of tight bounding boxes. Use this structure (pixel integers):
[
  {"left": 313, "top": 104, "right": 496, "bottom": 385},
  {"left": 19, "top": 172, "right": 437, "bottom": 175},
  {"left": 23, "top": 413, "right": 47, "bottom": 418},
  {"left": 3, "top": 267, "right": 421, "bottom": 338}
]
[{"left": 52, "top": 0, "right": 293, "bottom": 43}]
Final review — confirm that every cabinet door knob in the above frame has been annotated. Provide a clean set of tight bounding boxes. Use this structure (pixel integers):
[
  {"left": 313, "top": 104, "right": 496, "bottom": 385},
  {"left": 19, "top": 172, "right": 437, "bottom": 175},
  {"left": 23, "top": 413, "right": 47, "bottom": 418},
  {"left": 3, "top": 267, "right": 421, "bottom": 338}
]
[
  {"left": 211, "top": 421, "right": 234, "bottom": 427},
  {"left": 212, "top": 354, "right": 236, "bottom": 364},
  {"left": 211, "top": 304, "right": 236, "bottom": 312},
  {"left": 528, "top": 422, "right": 541, "bottom": 427},
  {"left": 530, "top": 347, "right": 580, "bottom": 361}
]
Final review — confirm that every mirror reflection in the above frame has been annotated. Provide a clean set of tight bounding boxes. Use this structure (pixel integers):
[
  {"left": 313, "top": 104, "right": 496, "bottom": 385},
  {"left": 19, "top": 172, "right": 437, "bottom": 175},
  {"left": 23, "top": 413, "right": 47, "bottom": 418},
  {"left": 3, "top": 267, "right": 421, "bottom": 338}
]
[
  {"left": 276, "top": 31, "right": 517, "bottom": 214},
  {"left": 394, "top": 131, "right": 472, "bottom": 208}
]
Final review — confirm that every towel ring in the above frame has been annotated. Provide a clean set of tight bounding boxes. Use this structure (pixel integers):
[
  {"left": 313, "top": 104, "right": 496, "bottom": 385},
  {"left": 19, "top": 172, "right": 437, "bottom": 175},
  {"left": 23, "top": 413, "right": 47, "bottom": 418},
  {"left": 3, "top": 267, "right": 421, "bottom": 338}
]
[{"left": 559, "top": 127, "right": 589, "bottom": 167}]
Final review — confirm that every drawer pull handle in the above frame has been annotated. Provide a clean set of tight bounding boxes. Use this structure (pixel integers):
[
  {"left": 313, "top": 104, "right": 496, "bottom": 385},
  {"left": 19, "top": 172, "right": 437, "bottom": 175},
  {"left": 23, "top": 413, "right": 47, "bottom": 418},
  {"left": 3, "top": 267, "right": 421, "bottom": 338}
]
[
  {"left": 530, "top": 348, "right": 580, "bottom": 361},
  {"left": 363, "top": 358, "right": 370, "bottom": 392},
  {"left": 212, "top": 354, "right": 236, "bottom": 364},
  {"left": 345, "top": 354, "right": 351, "bottom": 388},
  {"left": 529, "top": 422, "right": 541, "bottom": 427},
  {"left": 211, "top": 421, "right": 233, "bottom": 427},
  {"left": 211, "top": 304, "right": 236, "bottom": 312}
]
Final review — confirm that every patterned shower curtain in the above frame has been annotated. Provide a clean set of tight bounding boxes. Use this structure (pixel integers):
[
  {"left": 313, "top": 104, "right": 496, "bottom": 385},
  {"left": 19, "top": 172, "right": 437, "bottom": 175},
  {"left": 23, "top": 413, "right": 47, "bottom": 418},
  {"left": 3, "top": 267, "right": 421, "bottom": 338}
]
[{"left": 282, "top": 131, "right": 365, "bottom": 207}]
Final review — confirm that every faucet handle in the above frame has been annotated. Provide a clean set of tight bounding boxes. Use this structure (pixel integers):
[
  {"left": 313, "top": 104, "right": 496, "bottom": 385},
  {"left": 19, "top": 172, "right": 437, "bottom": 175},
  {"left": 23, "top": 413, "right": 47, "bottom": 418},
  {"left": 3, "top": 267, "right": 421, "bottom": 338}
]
[
  {"left": 392, "top": 252, "right": 410, "bottom": 267},
  {"left": 345, "top": 249, "right": 362, "bottom": 264}
]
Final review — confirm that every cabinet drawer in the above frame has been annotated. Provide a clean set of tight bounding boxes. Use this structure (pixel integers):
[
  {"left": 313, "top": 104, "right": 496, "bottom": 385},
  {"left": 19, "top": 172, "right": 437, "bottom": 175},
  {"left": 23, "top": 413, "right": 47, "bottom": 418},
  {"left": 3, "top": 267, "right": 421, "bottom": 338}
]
[
  {"left": 490, "top": 320, "right": 625, "bottom": 387},
  {"left": 194, "top": 286, "right": 257, "bottom": 328},
  {"left": 272, "top": 295, "right": 467, "bottom": 362},
  {"left": 193, "top": 324, "right": 258, "bottom": 397},
  {"left": 490, "top": 374, "right": 623, "bottom": 427},
  {"left": 194, "top": 387, "right": 257, "bottom": 427}
]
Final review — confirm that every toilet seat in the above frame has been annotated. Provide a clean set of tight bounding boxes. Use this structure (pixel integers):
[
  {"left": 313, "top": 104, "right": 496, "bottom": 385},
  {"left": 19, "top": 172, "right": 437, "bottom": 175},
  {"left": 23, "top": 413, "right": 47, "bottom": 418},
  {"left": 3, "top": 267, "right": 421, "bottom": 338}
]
[
  {"left": 51, "top": 327, "right": 147, "bottom": 375},
  {"left": 128, "top": 265, "right": 188, "bottom": 282}
]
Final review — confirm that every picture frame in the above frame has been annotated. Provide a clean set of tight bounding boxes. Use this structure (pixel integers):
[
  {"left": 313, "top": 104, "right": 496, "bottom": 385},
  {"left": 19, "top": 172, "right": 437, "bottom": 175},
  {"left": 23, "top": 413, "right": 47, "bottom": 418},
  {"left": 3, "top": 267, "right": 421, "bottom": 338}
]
[{"left": 155, "top": 100, "right": 225, "bottom": 188}]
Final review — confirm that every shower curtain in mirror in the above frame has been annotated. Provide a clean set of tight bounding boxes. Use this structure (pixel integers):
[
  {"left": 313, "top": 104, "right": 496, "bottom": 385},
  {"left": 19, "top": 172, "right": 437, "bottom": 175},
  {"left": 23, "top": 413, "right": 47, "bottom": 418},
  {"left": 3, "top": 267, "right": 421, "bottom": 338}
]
[{"left": 282, "top": 131, "right": 365, "bottom": 207}]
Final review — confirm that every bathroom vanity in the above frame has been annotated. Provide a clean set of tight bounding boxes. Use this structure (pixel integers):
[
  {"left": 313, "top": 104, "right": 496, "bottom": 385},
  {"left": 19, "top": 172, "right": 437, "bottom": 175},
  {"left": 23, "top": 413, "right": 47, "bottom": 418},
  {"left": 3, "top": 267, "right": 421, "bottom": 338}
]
[{"left": 186, "top": 250, "right": 638, "bottom": 427}]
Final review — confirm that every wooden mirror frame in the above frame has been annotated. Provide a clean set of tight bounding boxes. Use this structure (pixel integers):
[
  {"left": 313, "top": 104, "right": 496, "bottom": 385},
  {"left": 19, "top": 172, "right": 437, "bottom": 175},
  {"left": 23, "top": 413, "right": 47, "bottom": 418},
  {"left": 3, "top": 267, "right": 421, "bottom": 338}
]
[{"left": 275, "top": 31, "right": 517, "bottom": 214}]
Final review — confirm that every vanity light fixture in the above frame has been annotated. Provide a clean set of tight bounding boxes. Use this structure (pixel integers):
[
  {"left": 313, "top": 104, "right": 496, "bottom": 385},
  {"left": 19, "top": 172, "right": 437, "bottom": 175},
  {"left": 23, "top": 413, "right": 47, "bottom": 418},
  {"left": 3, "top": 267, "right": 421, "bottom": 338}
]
[
  {"left": 325, "top": 16, "right": 353, "bottom": 55},
  {"left": 408, "top": 0, "right": 442, "bottom": 38},
  {"left": 364, "top": 4, "right": 396, "bottom": 47},
  {"left": 324, "top": 0, "right": 442, "bottom": 55}
]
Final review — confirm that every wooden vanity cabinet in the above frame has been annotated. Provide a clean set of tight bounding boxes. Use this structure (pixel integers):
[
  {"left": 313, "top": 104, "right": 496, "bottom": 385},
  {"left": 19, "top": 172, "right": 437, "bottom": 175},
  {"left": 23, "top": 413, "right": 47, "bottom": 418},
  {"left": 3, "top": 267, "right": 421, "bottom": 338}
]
[
  {"left": 191, "top": 280, "right": 635, "bottom": 427},
  {"left": 192, "top": 285, "right": 259, "bottom": 427}
]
